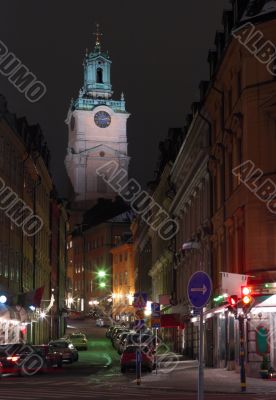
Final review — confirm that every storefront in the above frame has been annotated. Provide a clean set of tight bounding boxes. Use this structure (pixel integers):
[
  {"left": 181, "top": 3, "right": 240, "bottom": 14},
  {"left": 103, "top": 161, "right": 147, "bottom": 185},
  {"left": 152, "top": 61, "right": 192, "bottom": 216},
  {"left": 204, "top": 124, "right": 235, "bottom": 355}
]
[{"left": 0, "top": 304, "right": 30, "bottom": 344}]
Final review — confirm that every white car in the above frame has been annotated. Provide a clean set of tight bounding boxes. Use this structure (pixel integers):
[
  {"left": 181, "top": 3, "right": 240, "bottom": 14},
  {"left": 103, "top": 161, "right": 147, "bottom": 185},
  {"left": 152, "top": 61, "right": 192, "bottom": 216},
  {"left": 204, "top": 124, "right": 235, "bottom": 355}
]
[{"left": 96, "top": 318, "right": 104, "bottom": 327}]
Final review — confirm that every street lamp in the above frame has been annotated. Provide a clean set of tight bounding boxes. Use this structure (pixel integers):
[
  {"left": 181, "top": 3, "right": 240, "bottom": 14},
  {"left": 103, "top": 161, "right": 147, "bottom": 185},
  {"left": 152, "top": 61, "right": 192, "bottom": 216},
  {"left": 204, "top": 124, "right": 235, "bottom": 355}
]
[
  {"left": 0, "top": 295, "right": 7, "bottom": 304},
  {"left": 40, "top": 311, "right": 47, "bottom": 319}
]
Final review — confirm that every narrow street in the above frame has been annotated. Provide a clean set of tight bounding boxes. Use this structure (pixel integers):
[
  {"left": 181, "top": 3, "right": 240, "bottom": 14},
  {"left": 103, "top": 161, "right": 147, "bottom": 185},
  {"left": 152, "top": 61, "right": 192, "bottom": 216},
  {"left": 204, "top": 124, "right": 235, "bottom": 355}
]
[{"left": 1, "top": 319, "right": 276, "bottom": 400}]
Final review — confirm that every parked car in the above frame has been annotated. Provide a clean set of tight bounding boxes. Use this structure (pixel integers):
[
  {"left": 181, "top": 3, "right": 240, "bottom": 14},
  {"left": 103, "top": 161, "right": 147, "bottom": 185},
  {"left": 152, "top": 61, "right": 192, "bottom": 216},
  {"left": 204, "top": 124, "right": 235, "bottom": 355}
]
[
  {"left": 67, "top": 333, "right": 88, "bottom": 351},
  {"left": 111, "top": 327, "right": 127, "bottom": 341},
  {"left": 86, "top": 310, "right": 99, "bottom": 319},
  {"left": 96, "top": 318, "right": 104, "bottom": 327},
  {"left": 33, "top": 345, "right": 63, "bottom": 368},
  {"left": 111, "top": 328, "right": 127, "bottom": 346},
  {"left": 48, "top": 340, "right": 78, "bottom": 363},
  {"left": 67, "top": 311, "right": 85, "bottom": 320},
  {"left": 125, "top": 333, "right": 157, "bottom": 350},
  {"left": 106, "top": 325, "right": 120, "bottom": 338},
  {"left": 117, "top": 331, "right": 136, "bottom": 354},
  {"left": 0, "top": 343, "right": 46, "bottom": 376},
  {"left": 120, "top": 345, "right": 154, "bottom": 373}
]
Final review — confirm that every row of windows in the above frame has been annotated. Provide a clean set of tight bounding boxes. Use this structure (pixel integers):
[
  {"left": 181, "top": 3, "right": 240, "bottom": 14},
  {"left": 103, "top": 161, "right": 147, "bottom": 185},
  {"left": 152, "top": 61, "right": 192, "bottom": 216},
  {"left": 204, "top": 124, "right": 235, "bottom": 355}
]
[
  {"left": 0, "top": 245, "right": 21, "bottom": 282},
  {"left": 113, "top": 252, "right": 128, "bottom": 263},
  {"left": 114, "top": 271, "right": 128, "bottom": 286},
  {"left": 87, "top": 237, "right": 104, "bottom": 251},
  {"left": 75, "top": 265, "right": 84, "bottom": 274},
  {"left": 69, "top": 236, "right": 123, "bottom": 254},
  {"left": 74, "top": 279, "right": 93, "bottom": 292},
  {"left": 74, "top": 256, "right": 105, "bottom": 274}
]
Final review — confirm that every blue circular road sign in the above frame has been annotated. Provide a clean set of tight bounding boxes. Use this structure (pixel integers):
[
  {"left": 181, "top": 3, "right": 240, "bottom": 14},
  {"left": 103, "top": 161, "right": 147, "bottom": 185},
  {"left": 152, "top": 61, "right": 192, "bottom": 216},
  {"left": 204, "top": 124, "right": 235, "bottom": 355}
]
[{"left": 187, "top": 271, "right": 212, "bottom": 309}]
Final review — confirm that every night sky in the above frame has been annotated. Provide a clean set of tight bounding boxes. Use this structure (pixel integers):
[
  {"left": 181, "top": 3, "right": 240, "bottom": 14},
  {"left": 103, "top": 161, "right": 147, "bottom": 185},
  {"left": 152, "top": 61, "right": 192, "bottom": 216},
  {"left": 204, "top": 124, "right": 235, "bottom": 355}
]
[{"left": 1, "top": 0, "right": 228, "bottom": 196}]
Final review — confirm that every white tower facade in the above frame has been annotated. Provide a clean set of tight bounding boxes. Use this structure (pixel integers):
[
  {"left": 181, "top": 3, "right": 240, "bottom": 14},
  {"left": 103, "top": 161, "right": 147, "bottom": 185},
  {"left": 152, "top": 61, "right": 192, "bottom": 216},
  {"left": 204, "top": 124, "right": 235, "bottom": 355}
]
[{"left": 65, "top": 27, "right": 130, "bottom": 208}]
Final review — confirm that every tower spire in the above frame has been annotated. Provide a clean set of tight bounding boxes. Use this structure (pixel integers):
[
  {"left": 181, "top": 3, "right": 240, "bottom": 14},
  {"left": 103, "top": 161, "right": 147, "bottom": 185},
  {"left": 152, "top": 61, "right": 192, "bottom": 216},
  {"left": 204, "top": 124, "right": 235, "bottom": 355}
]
[{"left": 93, "top": 23, "right": 103, "bottom": 51}]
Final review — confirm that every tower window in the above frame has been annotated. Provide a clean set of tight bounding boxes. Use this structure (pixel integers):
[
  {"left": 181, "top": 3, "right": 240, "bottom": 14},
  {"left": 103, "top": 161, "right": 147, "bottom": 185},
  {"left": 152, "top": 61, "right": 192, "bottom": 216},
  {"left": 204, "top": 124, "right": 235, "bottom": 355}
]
[{"left": 97, "top": 68, "right": 103, "bottom": 83}]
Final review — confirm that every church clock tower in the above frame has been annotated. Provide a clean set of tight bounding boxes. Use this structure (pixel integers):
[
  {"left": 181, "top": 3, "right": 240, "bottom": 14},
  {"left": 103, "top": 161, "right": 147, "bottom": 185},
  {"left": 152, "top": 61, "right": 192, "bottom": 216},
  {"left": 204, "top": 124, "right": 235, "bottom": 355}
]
[{"left": 65, "top": 25, "right": 130, "bottom": 209}]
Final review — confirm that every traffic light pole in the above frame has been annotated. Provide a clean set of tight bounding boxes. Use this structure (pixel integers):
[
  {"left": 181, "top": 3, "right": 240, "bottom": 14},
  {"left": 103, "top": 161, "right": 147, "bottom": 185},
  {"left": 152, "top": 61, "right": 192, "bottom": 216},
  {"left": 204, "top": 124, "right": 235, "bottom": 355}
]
[{"left": 238, "top": 314, "right": 246, "bottom": 392}]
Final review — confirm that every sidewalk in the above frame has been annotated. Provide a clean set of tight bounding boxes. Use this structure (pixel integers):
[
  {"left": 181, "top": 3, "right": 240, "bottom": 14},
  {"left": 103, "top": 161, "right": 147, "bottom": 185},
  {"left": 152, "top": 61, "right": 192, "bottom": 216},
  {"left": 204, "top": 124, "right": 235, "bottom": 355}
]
[{"left": 137, "top": 360, "right": 276, "bottom": 394}]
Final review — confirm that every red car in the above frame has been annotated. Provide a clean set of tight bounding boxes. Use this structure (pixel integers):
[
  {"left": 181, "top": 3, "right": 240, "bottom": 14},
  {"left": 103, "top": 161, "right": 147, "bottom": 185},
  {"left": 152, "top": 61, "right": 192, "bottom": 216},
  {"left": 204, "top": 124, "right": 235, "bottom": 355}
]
[
  {"left": 0, "top": 344, "right": 46, "bottom": 376},
  {"left": 120, "top": 345, "right": 155, "bottom": 373},
  {"left": 33, "top": 345, "right": 63, "bottom": 368}
]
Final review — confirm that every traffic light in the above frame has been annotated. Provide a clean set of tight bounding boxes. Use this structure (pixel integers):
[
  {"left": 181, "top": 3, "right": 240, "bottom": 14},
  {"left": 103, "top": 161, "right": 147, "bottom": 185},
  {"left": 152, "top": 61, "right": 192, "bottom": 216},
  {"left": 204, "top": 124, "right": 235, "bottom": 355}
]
[
  {"left": 96, "top": 269, "right": 107, "bottom": 289},
  {"left": 97, "top": 270, "right": 106, "bottom": 278},
  {"left": 241, "top": 286, "right": 253, "bottom": 312},
  {"left": 227, "top": 295, "right": 238, "bottom": 316},
  {"left": 228, "top": 295, "right": 238, "bottom": 306}
]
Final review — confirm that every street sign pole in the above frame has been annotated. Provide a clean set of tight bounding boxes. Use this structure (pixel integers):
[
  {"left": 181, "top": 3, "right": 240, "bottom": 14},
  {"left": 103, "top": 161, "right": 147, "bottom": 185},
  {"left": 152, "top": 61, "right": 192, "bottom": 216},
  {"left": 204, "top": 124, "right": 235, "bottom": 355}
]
[
  {"left": 187, "top": 271, "right": 212, "bottom": 400},
  {"left": 198, "top": 308, "right": 204, "bottom": 400},
  {"left": 155, "top": 328, "right": 158, "bottom": 375}
]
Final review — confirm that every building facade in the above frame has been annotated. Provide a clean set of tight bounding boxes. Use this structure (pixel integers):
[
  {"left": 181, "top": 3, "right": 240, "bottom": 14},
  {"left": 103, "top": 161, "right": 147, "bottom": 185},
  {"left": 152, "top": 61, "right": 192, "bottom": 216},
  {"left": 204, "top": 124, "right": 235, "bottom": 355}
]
[
  {"left": 184, "top": 0, "right": 276, "bottom": 375},
  {"left": 169, "top": 110, "right": 212, "bottom": 361},
  {"left": 68, "top": 200, "right": 132, "bottom": 313},
  {"left": 111, "top": 240, "right": 135, "bottom": 322},
  {"left": 0, "top": 95, "right": 67, "bottom": 345}
]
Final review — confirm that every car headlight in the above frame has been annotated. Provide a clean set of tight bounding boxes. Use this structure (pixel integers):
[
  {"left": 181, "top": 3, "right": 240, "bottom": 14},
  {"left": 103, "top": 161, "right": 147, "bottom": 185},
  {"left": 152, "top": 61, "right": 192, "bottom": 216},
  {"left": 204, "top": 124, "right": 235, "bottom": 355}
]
[{"left": 68, "top": 344, "right": 74, "bottom": 349}]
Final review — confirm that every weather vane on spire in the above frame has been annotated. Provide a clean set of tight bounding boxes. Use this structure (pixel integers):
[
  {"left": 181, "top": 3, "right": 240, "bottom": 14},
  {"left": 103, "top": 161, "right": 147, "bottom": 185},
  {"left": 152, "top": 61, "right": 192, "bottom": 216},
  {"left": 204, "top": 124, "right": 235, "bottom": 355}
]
[{"left": 93, "top": 23, "right": 103, "bottom": 50}]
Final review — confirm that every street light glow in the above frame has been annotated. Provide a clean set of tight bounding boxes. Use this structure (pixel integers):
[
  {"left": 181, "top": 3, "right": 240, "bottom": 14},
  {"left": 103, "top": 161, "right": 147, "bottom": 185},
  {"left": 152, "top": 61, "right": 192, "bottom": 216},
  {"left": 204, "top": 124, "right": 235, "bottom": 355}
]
[
  {"left": 97, "top": 270, "right": 106, "bottom": 278},
  {"left": 99, "top": 282, "right": 106, "bottom": 288},
  {"left": 0, "top": 295, "right": 7, "bottom": 304}
]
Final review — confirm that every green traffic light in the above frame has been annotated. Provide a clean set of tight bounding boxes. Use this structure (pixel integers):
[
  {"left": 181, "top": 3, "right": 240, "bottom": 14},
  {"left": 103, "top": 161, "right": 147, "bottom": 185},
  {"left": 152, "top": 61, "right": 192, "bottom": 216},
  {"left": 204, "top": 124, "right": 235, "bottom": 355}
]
[{"left": 97, "top": 270, "right": 106, "bottom": 278}]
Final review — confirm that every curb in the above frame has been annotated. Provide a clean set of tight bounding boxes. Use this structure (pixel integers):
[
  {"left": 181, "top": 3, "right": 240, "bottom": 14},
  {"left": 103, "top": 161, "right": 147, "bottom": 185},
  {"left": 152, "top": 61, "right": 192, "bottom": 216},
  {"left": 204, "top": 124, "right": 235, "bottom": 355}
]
[{"left": 131, "top": 384, "right": 270, "bottom": 395}]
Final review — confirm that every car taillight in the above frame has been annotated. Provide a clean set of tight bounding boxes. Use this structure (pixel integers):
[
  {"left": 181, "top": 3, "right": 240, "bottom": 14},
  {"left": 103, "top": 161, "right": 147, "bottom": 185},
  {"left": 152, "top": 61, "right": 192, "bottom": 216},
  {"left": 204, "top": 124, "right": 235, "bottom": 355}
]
[{"left": 7, "top": 356, "right": 20, "bottom": 362}]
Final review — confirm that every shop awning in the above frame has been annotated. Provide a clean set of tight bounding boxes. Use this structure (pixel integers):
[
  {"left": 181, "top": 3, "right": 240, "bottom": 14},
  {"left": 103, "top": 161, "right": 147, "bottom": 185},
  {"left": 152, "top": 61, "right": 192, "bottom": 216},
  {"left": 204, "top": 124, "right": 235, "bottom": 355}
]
[
  {"left": 252, "top": 294, "right": 276, "bottom": 312},
  {"left": 161, "top": 313, "right": 185, "bottom": 329},
  {"left": 0, "top": 305, "right": 29, "bottom": 322}
]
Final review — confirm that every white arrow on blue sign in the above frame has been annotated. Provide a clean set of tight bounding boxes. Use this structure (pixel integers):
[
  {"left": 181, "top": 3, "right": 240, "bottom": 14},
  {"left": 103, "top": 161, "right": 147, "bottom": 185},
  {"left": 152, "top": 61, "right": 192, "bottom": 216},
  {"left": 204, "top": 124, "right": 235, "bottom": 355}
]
[{"left": 187, "top": 271, "right": 212, "bottom": 309}]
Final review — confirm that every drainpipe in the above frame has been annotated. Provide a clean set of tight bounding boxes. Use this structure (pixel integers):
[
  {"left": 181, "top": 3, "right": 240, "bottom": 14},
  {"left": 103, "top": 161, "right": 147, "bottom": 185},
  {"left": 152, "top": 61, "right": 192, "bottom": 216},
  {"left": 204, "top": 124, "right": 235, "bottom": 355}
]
[
  {"left": 197, "top": 110, "right": 214, "bottom": 367},
  {"left": 20, "top": 152, "right": 31, "bottom": 294},
  {"left": 31, "top": 154, "right": 41, "bottom": 345}
]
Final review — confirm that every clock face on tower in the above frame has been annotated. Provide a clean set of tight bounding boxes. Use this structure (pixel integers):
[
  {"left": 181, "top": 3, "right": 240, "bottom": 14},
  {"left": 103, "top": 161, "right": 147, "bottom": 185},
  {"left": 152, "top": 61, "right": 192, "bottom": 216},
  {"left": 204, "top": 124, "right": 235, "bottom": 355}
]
[{"left": 94, "top": 111, "right": 111, "bottom": 128}]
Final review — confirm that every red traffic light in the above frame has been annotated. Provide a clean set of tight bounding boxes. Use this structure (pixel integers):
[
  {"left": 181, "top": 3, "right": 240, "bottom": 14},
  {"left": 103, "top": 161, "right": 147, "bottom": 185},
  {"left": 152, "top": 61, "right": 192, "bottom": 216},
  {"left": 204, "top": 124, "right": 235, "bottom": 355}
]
[
  {"left": 241, "top": 286, "right": 252, "bottom": 305},
  {"left": 242, "top": 286, "right": 251, "bottom": 296},
  {"left": 228, "top": 295, "right": 238, "bottom": 306}
]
